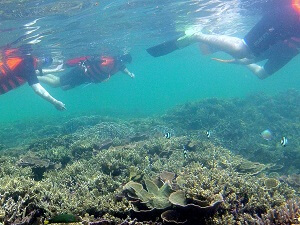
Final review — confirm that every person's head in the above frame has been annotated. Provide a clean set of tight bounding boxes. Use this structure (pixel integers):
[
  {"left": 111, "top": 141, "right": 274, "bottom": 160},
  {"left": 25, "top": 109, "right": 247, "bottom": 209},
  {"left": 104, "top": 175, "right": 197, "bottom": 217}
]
[
  {"left": 118, "top": 53, "right": 132, "bottom": 64},
  {"left": 37, "top": 56, "right": 53, "bottom": 68}
]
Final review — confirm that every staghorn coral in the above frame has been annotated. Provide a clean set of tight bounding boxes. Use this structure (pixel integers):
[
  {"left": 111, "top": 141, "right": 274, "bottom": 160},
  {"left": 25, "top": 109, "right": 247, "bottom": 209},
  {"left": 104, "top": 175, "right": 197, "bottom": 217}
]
[{"left": 237, "top": 198, "right": 300, "bottom": 225}]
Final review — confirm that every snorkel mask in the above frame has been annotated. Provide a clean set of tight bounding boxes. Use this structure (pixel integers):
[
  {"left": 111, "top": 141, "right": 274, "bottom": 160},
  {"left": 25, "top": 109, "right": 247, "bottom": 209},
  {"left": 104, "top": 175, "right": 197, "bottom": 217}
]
[{"left": 39, "top": 56, "right": 53, "bottom": 68}]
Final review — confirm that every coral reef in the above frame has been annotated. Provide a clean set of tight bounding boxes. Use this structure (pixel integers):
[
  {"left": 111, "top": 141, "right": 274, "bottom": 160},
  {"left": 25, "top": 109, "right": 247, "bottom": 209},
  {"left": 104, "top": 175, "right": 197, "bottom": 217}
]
[
  {"left": 236, "top": 199, "right": 300, "bottom": 224},
  {"left": 161, "top": 190, "right": 223, "bottom": 224},
  {"left": 264, "top": 178, "right": 280, "bottom": 190},
  {"left": 0, "top": 91, "right": 299, "bottom": 225},
  {"left": 123, "top": 179, "right": 173, "bottom": 210},
  {"left": 162, "top": 90, "right": 300, "bottom": 174},
  {"left": 280, "top": 174, "right": 300, "bottom": 194},
  {"left": 0, "top": 135, "right": 298, "bottom": 224}
]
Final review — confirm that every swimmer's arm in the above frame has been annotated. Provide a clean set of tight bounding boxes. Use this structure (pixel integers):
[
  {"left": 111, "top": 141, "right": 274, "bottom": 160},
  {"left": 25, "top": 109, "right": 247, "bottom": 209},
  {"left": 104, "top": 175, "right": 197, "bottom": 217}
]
[
  {"left": 42, "top": 63, "right": 64, "bottom": 74},
  {"left": 31, "top": 83, "right": 66, "bottom": 110},
  {"left": 122, "top": 67, "right": 135, "bottom": 78}
]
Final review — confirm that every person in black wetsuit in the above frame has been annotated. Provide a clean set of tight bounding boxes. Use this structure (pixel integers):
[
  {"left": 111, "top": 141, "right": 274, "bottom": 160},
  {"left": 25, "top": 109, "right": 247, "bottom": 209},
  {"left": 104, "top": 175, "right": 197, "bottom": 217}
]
[
  {"left": 147, "top": 0, "right": 300, "bottom": 79},
  {"left": 38, "top": 53, "right": 135, "bottom": 90}
]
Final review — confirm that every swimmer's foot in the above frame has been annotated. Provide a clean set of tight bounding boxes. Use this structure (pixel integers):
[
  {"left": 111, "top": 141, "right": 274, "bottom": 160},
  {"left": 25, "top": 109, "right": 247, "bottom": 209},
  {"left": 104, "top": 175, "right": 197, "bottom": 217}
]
[
  {"left": 146, "top": 26, "right": 205, "bottom": 57},
  {"left": 176, "top": 26, "right": 203, "bottom": 48},
  {"left": 182, "top": 26, "right": 219, "bottom": 55}
]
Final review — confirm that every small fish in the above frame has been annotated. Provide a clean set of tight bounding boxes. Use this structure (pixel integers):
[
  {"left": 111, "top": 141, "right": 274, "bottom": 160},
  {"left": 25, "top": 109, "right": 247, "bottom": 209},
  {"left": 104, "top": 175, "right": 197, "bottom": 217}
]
[
  {"left": 261, "top": 129, "right": 272, "bottom": 141},
  {"left": 182, "top": 144, "right": 188, "bottom": 159},
  {"left": 206, "top": 130, "right": 211, "bottom": 138},
  {"left": 165, "top": 132, "right": 171, "bottom": 139},
  {"left": 280, "top": 137, "right": 288, "bottom": 147}
]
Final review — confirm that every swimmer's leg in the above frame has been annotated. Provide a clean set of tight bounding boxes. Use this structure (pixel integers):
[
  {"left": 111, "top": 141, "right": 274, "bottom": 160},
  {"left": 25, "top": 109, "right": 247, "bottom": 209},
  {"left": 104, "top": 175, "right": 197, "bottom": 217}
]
[
  {"left": 37, "top": 74, "right": 61, "bottom": 88},
  {"left": 147, "top": 30, "right": 251, "bottom": 59},
  {"left": 177, "top": 32, "right": 251, "bottom": 59}
]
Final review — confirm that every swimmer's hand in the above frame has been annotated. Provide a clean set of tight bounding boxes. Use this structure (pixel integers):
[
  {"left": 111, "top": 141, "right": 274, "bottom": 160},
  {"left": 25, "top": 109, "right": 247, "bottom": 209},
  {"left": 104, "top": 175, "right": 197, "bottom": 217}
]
[
  {"left": 123, "top": 68, "right": 135, "bottom": 79},
  {"left": 55, "top": 63, "right": 64, "bottom": 72},
  {"left": 54, "top": 100, "right": 66, "bottom": 111},
  {"left": 129, "top": 72, "right": 135, "bottom": 79}
]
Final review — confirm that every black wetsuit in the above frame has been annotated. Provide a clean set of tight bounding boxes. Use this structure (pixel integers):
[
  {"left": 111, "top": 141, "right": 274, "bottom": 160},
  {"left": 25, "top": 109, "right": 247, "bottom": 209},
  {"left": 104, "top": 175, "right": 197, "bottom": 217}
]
[
  {"left": 255, "top": 39, "right": 299, "bottom": 75},
  {"left": 243, "top": 5, "right": 300, "bottom": 75},
  {"left": 60, "top": 66, "right": 89, "bottom": 88},
  {"left": 60, "top": 57, "right": 125, "bottom": 89}
]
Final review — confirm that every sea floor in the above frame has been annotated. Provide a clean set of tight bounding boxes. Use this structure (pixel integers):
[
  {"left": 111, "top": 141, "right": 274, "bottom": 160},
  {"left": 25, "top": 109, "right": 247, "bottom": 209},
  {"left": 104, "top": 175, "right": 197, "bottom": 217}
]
[{"left": 0, "top": 90, "right": 299, "bottom": 225}]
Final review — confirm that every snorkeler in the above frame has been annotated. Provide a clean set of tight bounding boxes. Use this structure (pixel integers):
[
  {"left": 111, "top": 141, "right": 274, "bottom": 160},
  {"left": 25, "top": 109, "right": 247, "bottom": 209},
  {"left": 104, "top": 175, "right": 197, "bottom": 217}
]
[
  {"left": 0, "top": 46, "right": 66, "bottom": 111},
  {"left": 147, "top": 0, "right": 300, "bottom": 79},
  {"left": 38, "top": 53, "right": 135, "bottom": 90}
]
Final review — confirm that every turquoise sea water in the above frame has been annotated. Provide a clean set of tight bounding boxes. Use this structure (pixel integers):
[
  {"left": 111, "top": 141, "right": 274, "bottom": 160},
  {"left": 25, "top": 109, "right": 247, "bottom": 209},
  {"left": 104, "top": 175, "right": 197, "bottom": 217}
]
[
  {"left": 0, "top": 2, "right": 300, "bottom": 224},
  {"left": 0, "top": 0, "right": 299, "bottom": 122}
]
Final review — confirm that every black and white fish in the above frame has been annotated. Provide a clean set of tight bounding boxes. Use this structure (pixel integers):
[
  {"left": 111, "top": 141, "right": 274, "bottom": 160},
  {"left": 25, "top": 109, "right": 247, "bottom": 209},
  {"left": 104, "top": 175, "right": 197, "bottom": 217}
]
[
  {"left": 280, "top": 137, "right": 288, "bottom": 147},
  {"left": 206, "top": 130, "right": 211, "bottom": 138},
  {"left": 182, "top": 144, "right": 188, "bottom": 159},
  {"left": 164, "top": 132, "right": 171, "bottom": 139}
]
